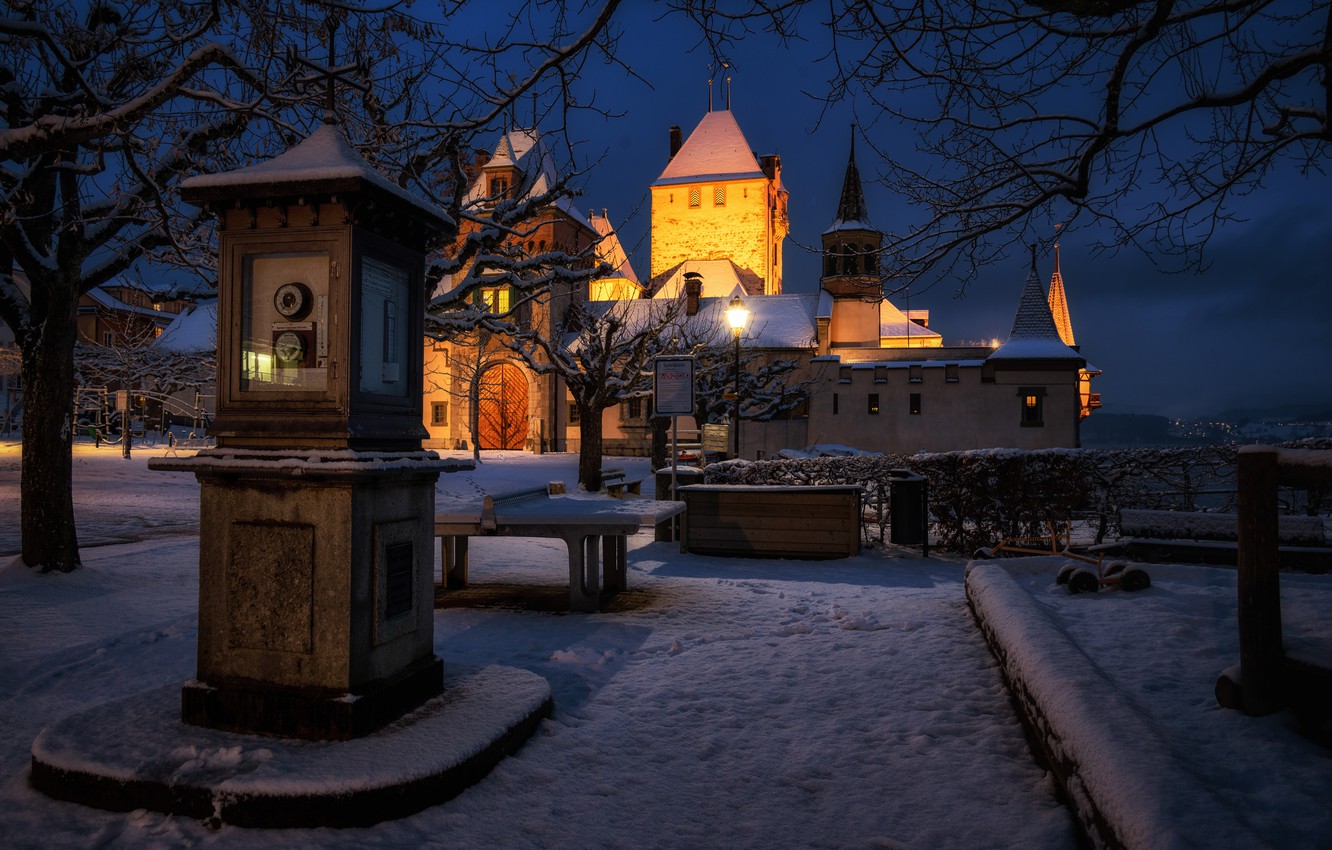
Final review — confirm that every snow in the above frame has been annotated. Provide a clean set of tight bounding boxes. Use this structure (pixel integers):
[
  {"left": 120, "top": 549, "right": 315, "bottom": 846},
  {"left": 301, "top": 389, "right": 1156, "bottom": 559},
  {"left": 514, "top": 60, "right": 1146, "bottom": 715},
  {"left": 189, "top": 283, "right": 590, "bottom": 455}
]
[
  {"left": 154, "top": 299, "right": 216, "bottom": 353},
  {"left": 180, "top": 124, "right": 444, "bottom": 224},
  {"left": 653, "top": 110, "right": 766, "bottom": 186},
  {"left": 2, "top": 442, "right": 1330, "bottom": 848}
]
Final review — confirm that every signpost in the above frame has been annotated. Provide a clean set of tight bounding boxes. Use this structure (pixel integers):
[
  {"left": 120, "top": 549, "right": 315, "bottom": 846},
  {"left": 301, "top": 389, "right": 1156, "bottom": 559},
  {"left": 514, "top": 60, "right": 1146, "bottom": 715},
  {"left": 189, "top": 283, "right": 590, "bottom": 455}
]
[{"left": 654, "top": 356, "right": 694, "bottom": 500}]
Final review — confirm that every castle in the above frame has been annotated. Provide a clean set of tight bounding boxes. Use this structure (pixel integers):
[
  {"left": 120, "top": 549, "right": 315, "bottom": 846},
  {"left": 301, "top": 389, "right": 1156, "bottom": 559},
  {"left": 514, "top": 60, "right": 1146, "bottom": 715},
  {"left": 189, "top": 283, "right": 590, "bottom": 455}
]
[{"left": 422, "top": 102, "right": 1099, "bottom": 458}]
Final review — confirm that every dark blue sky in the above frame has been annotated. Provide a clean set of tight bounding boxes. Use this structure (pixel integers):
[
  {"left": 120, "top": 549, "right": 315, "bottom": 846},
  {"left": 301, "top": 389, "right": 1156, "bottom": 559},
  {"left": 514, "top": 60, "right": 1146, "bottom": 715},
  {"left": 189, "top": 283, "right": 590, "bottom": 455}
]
[{"left": 545, "top": 7, "right": 1332, "bottom": 420}]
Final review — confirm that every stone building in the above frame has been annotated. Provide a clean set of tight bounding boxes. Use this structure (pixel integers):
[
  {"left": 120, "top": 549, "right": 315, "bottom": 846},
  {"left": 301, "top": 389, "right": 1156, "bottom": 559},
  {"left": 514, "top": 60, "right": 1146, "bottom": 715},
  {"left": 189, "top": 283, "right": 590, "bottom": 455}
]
[{"left": 424, "top": 103, "right": 1100, "bottom": 458}]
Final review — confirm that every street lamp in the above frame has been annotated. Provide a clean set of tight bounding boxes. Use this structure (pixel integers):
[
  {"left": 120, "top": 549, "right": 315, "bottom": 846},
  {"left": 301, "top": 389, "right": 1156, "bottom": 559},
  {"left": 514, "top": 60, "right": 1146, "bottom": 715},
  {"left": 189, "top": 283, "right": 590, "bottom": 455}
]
[{"left": 725, "top": 294, "right": 749, "bottom": 458}]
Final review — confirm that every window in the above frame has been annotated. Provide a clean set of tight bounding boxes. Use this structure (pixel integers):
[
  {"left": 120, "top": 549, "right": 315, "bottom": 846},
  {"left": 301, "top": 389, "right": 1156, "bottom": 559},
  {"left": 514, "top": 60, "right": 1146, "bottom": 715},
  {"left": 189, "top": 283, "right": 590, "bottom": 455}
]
[
  {"left": 838, "top": 366, "right": 852, "bottom": 384},
  {"left": 832, "top": 393, "right": 839, "bottom": 415},
  {"left": 868, "top": 393, "right": 880, "bottom": 415},
  {"left": 1020, "top": 387, "right": 1045, "bottom": 427},
  {"left": 945, "top": 364, "right": 960, "bottom": 384},
  {"left": 625, "top": 397, "right": 643, "bottom": 420},
  {"left": 479, "top": 286, "right": 510, "bottom": 313},
  {"left": 102, "top": 331, "right": 112, "bottom": 347},
  {"left": 909, "top": 393, "right": 922, "bottom": 415},
  {"left": 689, "top": 188, "right": 701, "bottom": 207},
  {"left": 874, "top": 366, "right": 886, "bottom": 384},
  {"left": 568, "top": 402, "right": 581, "bottom": 425},
  {"left": 714, "top": 186, "right": 726, "bottom": 206},
  {"left": 909, "top": 365, "right": 923, "bottom": 383},
  {"left": 431, "top": 402, "right": 449, "bottom": 426},
  {"left": 490, "top": 176, "right": 509, "bottom": 199}
]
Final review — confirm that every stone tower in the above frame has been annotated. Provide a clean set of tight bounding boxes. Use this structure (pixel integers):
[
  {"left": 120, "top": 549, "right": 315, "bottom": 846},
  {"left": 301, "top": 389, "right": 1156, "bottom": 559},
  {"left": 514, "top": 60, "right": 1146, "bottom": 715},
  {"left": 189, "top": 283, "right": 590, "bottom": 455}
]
[{"left": 649, "top": 105, "right": 788, "bottom": 294}]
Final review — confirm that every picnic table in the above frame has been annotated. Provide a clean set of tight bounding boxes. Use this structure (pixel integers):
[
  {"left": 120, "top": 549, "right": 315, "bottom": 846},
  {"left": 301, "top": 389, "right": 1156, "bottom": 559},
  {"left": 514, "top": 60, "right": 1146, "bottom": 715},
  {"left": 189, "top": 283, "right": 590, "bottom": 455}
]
[{"left": 435, "top": 486, "right": 686, "bottom": 612}]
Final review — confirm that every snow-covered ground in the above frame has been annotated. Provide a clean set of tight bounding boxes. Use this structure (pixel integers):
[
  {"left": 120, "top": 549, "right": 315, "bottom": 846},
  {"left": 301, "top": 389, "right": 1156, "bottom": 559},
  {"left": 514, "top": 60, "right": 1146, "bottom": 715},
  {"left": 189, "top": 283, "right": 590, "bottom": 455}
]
[{"left": 1, "top": 442, "right": 1329, "bottom": 849}]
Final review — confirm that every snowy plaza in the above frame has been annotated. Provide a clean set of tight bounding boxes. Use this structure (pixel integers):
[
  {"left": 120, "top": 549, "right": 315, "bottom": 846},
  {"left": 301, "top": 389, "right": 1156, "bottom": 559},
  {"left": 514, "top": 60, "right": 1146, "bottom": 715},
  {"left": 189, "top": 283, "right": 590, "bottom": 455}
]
[{"left": 2, "top": 443, "right": 1330, "bottom": 849}]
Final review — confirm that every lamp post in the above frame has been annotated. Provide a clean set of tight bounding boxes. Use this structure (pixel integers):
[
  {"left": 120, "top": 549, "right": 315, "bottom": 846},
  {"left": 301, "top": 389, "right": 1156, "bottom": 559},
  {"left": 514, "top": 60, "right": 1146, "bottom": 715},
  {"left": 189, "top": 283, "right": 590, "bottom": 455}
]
[{"left": 725, "top": 294, "right": 749, "bottom": 459}]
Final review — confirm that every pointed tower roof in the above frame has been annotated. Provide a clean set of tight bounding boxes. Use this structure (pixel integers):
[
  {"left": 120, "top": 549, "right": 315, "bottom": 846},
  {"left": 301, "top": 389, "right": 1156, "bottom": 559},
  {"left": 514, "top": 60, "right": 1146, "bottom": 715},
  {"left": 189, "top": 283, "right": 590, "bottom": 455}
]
[
  {"left": 1047, "top": 240, "right": 1076, "bottom": 347},
  {"left": 652, "top": 110, "right": 765, "bottom": 186},
  {"left": 989, "top": 247, "right": 1083, "bottom": 361},
  {"left": 826, "top": 130, "right": 870, "bottom": 232}
]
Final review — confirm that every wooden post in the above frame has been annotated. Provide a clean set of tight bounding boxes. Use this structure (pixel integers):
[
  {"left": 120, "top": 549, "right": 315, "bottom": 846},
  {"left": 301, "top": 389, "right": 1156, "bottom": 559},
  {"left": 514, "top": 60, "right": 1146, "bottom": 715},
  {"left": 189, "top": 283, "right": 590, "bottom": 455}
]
[{"left": 1236, "top": 446, "right": 1284, "bottom": 715}]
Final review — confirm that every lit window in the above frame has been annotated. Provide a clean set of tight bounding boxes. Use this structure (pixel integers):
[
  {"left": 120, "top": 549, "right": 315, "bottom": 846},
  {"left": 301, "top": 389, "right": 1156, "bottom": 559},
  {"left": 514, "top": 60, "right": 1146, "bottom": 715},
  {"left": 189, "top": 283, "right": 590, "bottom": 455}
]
[
  {"left": 689, "top": 188, "right": 701, "bottom": 207},
  {"left": 909, "top": 393, "right": 922, "bottom": 415},
  {"left": 431, "top": 402, "right": 449, "bottom": 426},
  {"left": 479, "top": 286, "right": 510, "bottom": 313},
  {"left": 868, "top": 393, "right": 880, "bottom": 415},
  {"left": 714, "top": 186, "right": 725, "bottom": 206},
  {"left": 154, "top": 327, "right": 163, "bottom": 338},
  {"left": 1020, "top": 387, "right": 1045, "bottom": 427}
]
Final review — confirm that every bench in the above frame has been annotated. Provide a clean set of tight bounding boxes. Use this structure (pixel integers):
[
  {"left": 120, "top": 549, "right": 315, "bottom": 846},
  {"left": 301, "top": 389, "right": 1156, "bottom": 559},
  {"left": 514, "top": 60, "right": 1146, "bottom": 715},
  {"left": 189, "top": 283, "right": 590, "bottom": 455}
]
[
  {"left": 601, "top": 467, "right": 644, "bottom": 498},
  {"left": 1116, "top": 507, "right": 1331, "bottom": 570},
  {"left": 435, "top": 485, "right": 685, "bottom": 612},
  {"left": 678, "top": 484, "right": 862, "bottom": 559}
]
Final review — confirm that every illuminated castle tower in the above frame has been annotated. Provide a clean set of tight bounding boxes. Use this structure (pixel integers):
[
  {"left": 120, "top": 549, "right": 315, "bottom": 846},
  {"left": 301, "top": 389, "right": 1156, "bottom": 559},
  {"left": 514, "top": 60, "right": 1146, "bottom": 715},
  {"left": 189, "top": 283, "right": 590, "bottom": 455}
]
[{"left": 649, "top": 87, "right": 788, "bottom": 295}]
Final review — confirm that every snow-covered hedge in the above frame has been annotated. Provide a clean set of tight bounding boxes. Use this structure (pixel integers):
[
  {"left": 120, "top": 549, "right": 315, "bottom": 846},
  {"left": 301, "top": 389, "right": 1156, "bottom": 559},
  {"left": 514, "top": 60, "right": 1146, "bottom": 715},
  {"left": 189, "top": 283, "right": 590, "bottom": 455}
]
[{"left": 702, "top": 443, "right": 1330, "bottom": 553}]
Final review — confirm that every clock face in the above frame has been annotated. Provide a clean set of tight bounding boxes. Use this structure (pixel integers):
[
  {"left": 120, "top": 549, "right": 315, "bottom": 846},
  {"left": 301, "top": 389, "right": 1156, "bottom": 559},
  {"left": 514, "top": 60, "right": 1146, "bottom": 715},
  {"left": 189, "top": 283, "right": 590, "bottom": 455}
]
[
  {"left": 273, "top": 282, "right": 311, "bottom": 319},
  {"left": 274, "top": 331, "right": 307, "bottom": 366}
]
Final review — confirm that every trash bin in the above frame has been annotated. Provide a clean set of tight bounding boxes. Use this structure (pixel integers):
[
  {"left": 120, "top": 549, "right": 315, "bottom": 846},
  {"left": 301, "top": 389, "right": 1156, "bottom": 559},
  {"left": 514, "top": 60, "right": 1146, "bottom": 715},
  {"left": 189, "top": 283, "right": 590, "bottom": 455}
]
[{"left": 888, "top": 469, "right": 928, "bottom": 551}]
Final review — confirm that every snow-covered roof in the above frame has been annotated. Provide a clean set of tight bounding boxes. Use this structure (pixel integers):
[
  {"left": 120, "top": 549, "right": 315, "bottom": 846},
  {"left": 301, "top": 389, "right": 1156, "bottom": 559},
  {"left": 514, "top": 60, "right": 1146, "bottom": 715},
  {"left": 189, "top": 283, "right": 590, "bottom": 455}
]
[
  {"left": 880, "top": 300, "right": 941, "bottom": 343},
  {"left": 647, "top": 259, "right": 764, "bottom": 299},
  {"left": 84, "top": 287, "right": 177, "bottom": 324},
  {"left": 989, "top": 261, "right": 1082, "bottom": 362},
  {"left": 588, "top": 293, "right": 818, "bottom": 351},
  {"left": 653, "top": 110, "right": 766, "bottom": 187},
  {"left": 154, "top": 300, "right": 217, "bottom": 353},
  {"left": 587, "top": 210, "right": 639, "bottom": 284},
  {"left": 463, "top": 128, "right": 592, "bottom": 229},
  {"left": 180, "top": 124, "right": 445, "bottom": 227}
]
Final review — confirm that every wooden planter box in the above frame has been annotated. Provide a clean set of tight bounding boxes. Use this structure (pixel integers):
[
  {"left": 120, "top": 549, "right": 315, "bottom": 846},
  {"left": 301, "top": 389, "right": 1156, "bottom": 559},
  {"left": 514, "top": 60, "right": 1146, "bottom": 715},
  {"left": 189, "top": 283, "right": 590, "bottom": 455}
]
[{"left": 679, "top": 484, "right": 862, "bottom": 559}]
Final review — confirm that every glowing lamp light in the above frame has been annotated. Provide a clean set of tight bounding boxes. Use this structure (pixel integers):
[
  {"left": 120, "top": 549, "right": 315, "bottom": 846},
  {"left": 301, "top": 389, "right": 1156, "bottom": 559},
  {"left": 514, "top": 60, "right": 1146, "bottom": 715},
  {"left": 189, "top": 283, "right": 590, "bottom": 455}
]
[{"left": 726, "top": 295, "right": 749, "bottom": 336}]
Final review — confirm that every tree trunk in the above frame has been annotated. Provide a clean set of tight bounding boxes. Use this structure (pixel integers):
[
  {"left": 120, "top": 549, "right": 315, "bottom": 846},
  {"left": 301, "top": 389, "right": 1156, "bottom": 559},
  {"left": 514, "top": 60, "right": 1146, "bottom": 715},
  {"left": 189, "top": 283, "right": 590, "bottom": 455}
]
[
  {"left": 20, "top": 287, "right": 81, "bottom": 572},
  {"left": 577, "top": 401, "right": 603, "bottom": 492}
]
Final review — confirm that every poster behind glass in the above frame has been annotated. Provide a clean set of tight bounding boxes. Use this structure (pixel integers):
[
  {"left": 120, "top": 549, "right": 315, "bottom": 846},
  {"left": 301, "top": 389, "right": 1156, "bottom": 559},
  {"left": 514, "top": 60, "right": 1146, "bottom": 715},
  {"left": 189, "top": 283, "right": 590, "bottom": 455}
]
[
  {"left": 358, "top": 256, "right": 410, "bottom": 398},
  {"left": 241, "top": 252, "right": 330, "bottom": 392}
]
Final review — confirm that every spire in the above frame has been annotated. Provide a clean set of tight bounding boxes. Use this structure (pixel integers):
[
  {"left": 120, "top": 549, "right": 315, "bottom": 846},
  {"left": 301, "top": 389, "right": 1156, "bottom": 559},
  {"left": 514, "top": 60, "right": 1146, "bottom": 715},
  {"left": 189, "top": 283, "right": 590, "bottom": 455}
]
[
  {"left": 1010, "top": 245, "right": 1063, "bottom": 339},
  {"left": 1047, "top": 235, "right": 1076, "bottom": 347},
  {"left": 833, "top": 127, "right": 869, "bottom": 226}
]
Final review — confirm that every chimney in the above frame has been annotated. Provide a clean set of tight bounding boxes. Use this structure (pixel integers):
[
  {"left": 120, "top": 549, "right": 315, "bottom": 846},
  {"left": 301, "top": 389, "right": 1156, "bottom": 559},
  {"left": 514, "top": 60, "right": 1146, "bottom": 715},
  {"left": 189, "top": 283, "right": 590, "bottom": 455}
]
[
  {"left": 669, "top": 126, "right": 683, "bottom": 161},
  {"left": 760, "top": 154, "right": 781, "bottom": 181},
  {"left": 683, "top": 272, "right": 702, "bottom": 316}
]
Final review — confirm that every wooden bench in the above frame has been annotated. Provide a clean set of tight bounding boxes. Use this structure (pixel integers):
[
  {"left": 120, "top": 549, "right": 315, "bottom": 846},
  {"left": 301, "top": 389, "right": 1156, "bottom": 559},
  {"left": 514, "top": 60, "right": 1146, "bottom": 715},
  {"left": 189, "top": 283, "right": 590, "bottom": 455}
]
[
  {"left": 435, "top": 485, "right": 685, "bottom": 612},
  {"left": 678, "top": 484, "right": 862, "bottom": 559},
  {"left": 1117, "top": 507, "right": 1331, "bottom": 569},
  {"left": 601, "top": 467, "right": 644, "bottom": 498}
]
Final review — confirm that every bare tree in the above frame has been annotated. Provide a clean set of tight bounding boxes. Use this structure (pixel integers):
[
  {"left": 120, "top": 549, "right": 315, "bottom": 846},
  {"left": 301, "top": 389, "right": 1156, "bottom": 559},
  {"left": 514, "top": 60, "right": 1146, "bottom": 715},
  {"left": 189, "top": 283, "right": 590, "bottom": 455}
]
[
  {"left": 670, "top": 0, "right": 1331, "bottom": 288},
  {"left": 0, "top": 0, "right": 624, "bottom": 572}
]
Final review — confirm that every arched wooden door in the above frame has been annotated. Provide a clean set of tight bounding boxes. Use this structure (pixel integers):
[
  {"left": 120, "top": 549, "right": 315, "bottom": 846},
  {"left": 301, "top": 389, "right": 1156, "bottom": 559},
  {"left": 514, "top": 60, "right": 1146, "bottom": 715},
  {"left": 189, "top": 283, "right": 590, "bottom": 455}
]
[{"left": 477, "top": 362, "right": 528, "bottom": 450}]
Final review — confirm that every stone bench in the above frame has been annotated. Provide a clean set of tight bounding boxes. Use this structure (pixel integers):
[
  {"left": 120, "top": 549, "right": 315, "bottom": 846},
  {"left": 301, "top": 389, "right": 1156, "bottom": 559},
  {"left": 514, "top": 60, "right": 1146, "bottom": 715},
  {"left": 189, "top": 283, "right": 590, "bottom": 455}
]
[
  {"left": 601, "top": 467, "right": 644, "bottom": 498},
  {"left": 1117, "top": 507, "right": 1331, "bottom": 569},
  {"left": 435, "top": 485, "right": 685, "bottom": 612},
  {"left": 678, "top": 484, "right": 862, "bottom": 559}
]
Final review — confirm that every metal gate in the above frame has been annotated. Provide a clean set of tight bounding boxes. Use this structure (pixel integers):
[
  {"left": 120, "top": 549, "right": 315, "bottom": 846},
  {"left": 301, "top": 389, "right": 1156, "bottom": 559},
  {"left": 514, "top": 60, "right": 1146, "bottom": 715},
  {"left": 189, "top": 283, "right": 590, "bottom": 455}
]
[{"left": 477, "top": 362, "right": 527, "bottom": 450}]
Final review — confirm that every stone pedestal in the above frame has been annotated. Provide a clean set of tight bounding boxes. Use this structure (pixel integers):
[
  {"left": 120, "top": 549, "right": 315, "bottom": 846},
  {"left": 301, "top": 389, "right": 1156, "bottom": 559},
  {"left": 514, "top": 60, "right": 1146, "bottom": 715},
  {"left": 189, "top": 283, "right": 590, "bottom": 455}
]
[{"left": 155, "top": 448, "right": 465, "bottom": 740}]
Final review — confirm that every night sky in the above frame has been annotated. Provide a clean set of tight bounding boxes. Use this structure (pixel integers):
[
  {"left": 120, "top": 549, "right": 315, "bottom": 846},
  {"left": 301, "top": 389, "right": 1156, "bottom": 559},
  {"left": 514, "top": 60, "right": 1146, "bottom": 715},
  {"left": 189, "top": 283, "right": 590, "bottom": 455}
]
[{"left": 543, "top": 7, "right": 1332, "bottom": 420}]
